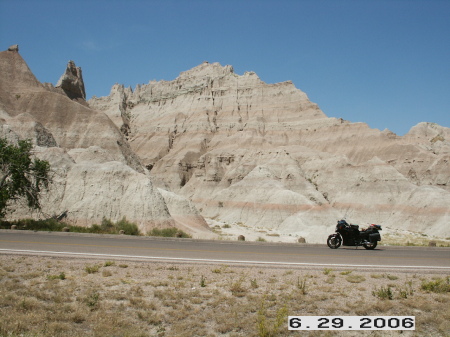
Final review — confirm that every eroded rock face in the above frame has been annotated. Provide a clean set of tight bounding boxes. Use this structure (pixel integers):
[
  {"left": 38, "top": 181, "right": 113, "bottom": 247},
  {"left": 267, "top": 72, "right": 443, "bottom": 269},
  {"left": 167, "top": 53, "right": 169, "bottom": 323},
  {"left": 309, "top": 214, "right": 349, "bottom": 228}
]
[
  {"left": 7, "top": 44, "right": 18, "bottom": 52},
  {"left": 56, "top": 60, "right": 86, "bottom": 101},
  {"left": 0, "top": 50, "right": 143, "bottom": 172},
  {"left": 0, "top": 49, "right": 211, "bottom": 236},
  {"left": 90, "top": 62, "right": 450, "bottom": 240},
  {"left": 2, "top": 48, "right": 448, "bottom": 241},
  {"left": 157, "top": 188, "right": 214, "bottom": 238}
]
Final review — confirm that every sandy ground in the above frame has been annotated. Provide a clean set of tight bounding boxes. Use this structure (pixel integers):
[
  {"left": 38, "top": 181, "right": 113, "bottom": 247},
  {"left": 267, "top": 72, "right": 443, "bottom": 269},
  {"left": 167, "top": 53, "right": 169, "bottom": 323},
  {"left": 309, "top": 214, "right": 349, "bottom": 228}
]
[
  {"left": 205, "top": 218, "right": 450, "bottom": 247},
  {"left": 1, "top": 251, "right": 449, "bottom": 337}
]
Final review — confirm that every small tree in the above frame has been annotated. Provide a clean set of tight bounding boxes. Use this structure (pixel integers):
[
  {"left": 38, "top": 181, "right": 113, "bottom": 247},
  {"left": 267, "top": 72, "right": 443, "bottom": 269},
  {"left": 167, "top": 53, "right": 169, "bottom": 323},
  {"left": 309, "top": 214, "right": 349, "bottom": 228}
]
[{"left": 0, "top": 138, "right": 52, "bottom": 218}]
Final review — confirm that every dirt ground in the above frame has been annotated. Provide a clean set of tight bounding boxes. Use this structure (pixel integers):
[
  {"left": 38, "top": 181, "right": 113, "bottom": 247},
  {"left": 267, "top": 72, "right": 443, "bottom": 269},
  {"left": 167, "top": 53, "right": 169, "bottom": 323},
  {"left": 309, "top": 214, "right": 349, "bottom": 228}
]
[{"left": 0, "top": 252, "right": 449, "bottom": 337}]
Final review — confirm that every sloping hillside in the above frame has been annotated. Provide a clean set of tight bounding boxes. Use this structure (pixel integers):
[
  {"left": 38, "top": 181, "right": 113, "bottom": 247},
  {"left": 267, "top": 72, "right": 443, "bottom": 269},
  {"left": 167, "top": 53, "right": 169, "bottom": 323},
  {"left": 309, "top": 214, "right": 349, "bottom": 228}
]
[
  {"left": 0, "top": 47, "right": 211, "bottom": 237},
  {"left": 90, "top": 61, "right": 450, "bottom": 241}
]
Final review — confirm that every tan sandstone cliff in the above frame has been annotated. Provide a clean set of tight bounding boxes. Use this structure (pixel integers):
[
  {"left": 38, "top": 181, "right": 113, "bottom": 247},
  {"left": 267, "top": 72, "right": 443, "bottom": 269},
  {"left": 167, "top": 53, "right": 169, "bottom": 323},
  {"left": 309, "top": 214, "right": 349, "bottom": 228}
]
[
  {"left": 89, "top": 61, "right": 450, "bottom": 242},
  {"left": 0, "top": 47, "right": 212, "bottom": 237}
]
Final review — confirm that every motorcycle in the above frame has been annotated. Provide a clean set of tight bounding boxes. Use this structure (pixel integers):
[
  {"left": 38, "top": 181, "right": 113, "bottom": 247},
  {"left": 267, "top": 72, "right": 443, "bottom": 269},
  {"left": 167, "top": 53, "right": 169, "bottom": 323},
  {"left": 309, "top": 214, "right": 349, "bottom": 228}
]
[{"left": 327, "top": 219, "right": 382, "bottom": 249}]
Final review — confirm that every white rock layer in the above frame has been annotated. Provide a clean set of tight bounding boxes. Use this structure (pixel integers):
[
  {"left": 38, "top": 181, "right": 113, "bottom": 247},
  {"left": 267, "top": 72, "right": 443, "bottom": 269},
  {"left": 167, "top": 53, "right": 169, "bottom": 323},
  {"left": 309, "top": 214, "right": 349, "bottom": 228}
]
[{"left": 90, "top": 62, "right": 450, "bottom": 241}]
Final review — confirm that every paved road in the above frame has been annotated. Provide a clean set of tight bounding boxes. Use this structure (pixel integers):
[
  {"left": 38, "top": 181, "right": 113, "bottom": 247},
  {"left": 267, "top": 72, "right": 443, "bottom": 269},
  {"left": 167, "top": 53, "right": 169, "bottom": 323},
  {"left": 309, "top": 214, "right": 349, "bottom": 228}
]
[{"left": 1, "top": 230, "right": 449, "bottom": 271}]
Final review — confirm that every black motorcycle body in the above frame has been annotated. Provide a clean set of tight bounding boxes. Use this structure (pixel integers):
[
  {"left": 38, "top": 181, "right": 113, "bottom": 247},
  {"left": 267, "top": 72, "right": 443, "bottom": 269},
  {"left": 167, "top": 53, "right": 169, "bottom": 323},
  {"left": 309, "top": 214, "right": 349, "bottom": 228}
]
[{"left": 327, "top": 219, "right": 382, "bottom": 249}]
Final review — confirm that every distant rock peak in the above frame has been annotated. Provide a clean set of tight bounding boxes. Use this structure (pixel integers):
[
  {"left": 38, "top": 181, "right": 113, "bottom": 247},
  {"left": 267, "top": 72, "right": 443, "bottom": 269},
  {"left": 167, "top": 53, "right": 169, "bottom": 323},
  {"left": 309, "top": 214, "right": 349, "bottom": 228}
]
[
  {"left": 56, "top": 60, "right": 86, "bottom": 101},
  {"left": 7, "top": 44, "right": 19, "bottom": 52},
  {"left": 178, "top": 62, "right": 235, "bottom": 79}
]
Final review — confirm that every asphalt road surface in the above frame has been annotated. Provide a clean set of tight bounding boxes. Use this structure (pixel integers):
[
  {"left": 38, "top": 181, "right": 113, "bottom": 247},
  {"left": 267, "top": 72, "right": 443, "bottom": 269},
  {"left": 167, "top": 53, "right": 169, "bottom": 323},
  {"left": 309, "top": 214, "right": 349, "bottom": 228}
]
[{"left": 1, "top": 230, "right": 449, "bottom": 272}]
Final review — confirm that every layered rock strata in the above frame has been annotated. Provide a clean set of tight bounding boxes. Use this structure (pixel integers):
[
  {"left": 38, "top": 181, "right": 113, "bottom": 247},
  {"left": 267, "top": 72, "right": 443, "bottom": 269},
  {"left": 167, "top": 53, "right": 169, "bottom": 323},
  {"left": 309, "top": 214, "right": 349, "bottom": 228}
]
[
  {"left": 0, "top": 48, "right": 211, "bottom": 236},
  {"left": 90, "top": 62, "right": 450, "bottom": 241},
  {"left": 56, "top": 60, "right": 86, "bottom": 101}
]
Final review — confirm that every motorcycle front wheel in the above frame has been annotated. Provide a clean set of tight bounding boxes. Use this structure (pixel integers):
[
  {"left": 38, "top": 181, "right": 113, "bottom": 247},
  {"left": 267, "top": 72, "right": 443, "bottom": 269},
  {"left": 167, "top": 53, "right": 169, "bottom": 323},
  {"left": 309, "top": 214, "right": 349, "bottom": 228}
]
[
  {"left": 363, "top": 242, "right": 377, "bottom": 250},
  {"left": 327, "top": 234, "right": 342, "bottom": 249}
]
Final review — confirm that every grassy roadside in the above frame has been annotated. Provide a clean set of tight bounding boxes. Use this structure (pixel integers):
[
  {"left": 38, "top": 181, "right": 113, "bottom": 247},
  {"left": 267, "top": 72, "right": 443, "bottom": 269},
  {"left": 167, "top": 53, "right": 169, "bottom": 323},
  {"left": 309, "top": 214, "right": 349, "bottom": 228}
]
[
  {"left": 3, "top": 218, "right": 450, "bottom": 246},
  {"left": 0, "top": 255, "right": 448, "bottom": 337},
  {"left": 0, "top": 218, "right": 191, "bottom": 238},
  {"left": 381, "top": 233, "right": 450, "bottom": 248}
]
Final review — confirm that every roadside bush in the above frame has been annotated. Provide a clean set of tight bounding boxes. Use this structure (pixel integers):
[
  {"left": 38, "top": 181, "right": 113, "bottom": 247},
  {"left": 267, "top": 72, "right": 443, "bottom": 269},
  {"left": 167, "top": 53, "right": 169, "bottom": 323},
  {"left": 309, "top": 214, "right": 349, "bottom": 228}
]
[
  {"left": 372, "top": 286, "right": 393, "bottom": 300},
  {"left": 421, "top": 277, "right": 450, "bottom": 293},
  {"left": 148, "top": 227, "right": 191, "bottom": 238},
  {"left": 116, "top": 217, "right": 140, "bottom": 235},
  {"left": 98, "top": 217, "right": 140, "bottom": 235},
  {"left": 0, "top": 218, "right": 66, "bottom": 231},
  {"left": 0, "top": 217, "right": 141, "bottom": 235}
]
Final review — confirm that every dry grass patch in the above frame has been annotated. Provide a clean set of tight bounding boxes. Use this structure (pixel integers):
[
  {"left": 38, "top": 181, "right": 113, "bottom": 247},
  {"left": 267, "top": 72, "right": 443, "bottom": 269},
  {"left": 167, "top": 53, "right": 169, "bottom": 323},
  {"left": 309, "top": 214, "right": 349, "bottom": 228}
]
[
  {"left": 345, "top": 274, "right": 366, "bottom": 283},
  {"left": 0, "top": 255, "right": 449, "bottom": 336}
]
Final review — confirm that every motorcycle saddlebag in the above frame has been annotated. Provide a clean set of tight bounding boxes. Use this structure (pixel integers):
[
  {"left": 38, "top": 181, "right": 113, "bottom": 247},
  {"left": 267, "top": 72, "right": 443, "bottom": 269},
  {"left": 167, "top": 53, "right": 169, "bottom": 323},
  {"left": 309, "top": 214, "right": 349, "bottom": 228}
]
[{"left": 369, "top": 233, "right": 381, "bottom": 242}]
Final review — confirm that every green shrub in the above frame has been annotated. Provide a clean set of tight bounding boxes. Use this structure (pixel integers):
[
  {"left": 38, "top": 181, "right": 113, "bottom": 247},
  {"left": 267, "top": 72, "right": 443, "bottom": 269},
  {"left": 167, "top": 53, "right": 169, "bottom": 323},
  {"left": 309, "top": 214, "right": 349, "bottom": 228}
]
[
  {"left": 297, "top": 277, "right": 307, "bottom": 295},
  {"left": 421, "top": 277, "right": 450, "bottom": 293},
  {"left": 230, "top": 278, "right": 247, "bottom": 297},
  {"left": 116, "top": 217, "right": 139, "bottom": 235},
  {"left": 148, "top": 227, "right": 191, "bottom": 238},
  {"left": 85, "top": 264, "right": 101, "bottom": 274},
  {"left": 323, "top": 268, "right": 333, "bottom": 275},
  {"left": 0, "top": 218, "right": 65, "bottom": 231},
  {"left": 257, "top": 299, "right": 288, "bottom": 337},
  {"left": 47, "top": 272, "right": 66, "bottom": 280},
  {"left": 372, "top": 286, "right": 393, "bottom": 300},
  {"left": 346, "top": 274, "right": 366, "bottom": 283},
  {"left": 85, "top": 291, "right": 100, "bottom": 310},
  {"left": 89, "top": 224, "right": 102, "bottom": 233},
  {"left": 1, "top": 217, "right": 141, "bottom": 235},
  {"left": 399, "top": 281, "right": 414, "bottom": 299},
  {"left": 100, "top": 217, "right": 115, "bottom": 232}
]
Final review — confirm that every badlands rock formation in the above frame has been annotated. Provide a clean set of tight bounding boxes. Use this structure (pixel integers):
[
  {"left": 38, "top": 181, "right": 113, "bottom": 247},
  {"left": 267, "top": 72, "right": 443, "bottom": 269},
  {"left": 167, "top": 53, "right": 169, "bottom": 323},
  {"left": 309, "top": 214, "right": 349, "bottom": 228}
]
[
  {"left": 0, "top": 48, "right": 211, "bottom": 237},
  {"left": 56, "top": 60, "right": 86, "bottom": 102},
  {"left": 90, "top": 61, "right": 450, "bottom": 242}
]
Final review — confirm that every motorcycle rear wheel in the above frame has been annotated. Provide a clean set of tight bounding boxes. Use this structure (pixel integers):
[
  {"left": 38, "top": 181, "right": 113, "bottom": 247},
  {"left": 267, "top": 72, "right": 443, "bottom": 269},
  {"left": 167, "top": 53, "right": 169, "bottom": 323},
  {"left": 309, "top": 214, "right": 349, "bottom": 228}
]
[
  {"left": 327, "top": 235, "right": 342, "bottom": 249},
  {"left": 363, "top": 242, "right": 377, "bottom": 250}
]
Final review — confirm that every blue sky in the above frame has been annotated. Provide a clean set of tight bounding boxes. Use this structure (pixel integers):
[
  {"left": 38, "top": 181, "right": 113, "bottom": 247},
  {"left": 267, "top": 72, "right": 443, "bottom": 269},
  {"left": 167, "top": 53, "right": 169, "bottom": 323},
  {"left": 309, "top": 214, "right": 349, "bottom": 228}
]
[{"left": 1, "top": 0, "right": 449, "bottom": 136}]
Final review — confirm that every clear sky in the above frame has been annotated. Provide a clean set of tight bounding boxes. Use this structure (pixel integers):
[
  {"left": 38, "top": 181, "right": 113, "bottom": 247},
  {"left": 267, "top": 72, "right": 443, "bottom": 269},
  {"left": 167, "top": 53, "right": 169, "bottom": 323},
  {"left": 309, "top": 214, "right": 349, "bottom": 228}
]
[{"left": 1, "top": 0, "right": 449, "bottom": 136}]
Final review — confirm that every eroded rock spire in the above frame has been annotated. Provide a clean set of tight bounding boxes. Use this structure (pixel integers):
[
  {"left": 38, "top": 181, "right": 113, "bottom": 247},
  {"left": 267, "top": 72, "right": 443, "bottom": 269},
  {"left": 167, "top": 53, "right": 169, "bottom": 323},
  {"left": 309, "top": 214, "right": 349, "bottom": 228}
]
[{"left": 56, "top": 60, "right": 86, "bottom": 101}]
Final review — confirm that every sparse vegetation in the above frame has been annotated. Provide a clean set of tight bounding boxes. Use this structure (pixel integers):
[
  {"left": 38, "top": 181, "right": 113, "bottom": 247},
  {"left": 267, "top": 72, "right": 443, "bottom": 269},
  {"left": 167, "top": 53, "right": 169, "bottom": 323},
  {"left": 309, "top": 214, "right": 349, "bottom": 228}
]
[
  {"left": 346, "top": 274, "right": 366, "bottom": 283},
  {"left": 323, "top": 268, "right": 333, "bottom": 275},
  {"left": 398, "top": 281, "right": 414, "bottom": 299},
  {"left": 200, "top": 275, "right": 206, "bottom": 287},
  {"left": 382, "top": 231, "right": 450, "bottom": 247},
  {"left": 1, "top": 217, "right": 195, "bottom": 239},
  {"left": 47, "top": 272, "right": 66, "bottom": 280},
  {"left": 147, "top": 227, "right": 191, "bottom": 238},
  {"left": 230, "top": 277, "right": 247, "bottom": 297},
  {"left": 0, "top": 138, "right": 52, "bottom": 218},
  {"left": 421, "top": 277, "right": 450, "bottom": 293},
  {"left": 296, "top": 276, "right": 307, "bottom": 295},
  {"left": 0, "top": 217, "right": 141, "bottom": 235},
  {"left": 0, "top": 255, "right": 449, "bottom": 336},
  {"left": 257, "top": 298, "right": 288, "bottom": 337},
  {"left": 97, "top": 216, "right": 140, "bottom": 235},
  {"left": 85, "top": 264, "right": 101, "bottom": 274},
  {"left": 372, "top": 286, "right": 394, "bottom": 300},
  {"left": 250, "top": 278, "right": 259, "bottom": 289}
]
